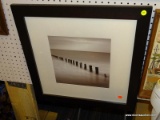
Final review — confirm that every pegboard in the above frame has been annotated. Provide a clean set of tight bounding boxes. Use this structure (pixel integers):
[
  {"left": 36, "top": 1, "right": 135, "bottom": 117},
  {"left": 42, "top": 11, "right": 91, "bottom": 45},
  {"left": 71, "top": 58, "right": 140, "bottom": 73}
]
[{"left": 0, "top": 0, "right": 159, "bottom": 84}]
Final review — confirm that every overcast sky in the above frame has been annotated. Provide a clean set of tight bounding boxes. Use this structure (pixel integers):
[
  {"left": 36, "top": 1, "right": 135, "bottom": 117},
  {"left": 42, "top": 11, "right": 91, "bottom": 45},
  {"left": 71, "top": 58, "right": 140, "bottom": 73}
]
[{"left": 48, "top": 36, "right": 111, "bottom": 53}]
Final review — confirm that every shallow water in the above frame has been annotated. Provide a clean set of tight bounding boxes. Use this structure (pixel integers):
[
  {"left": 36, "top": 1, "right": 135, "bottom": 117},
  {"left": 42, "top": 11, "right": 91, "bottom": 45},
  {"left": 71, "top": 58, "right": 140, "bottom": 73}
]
[{"left": 51, "top": 49, "right": 110, "bottom": 88}]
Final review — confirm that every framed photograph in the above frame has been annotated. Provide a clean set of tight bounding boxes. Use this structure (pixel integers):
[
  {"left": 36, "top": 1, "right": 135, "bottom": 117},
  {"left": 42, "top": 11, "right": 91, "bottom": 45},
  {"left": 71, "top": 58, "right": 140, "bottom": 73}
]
[
  {"left": 139, "top": 9, "right": 160, "bottom": 99},
  {"left": 11, "top": 5, "right": 152, "bottom": 112},
  {"left": 0, "top": 0, "right": 8, "bottom": 35}
]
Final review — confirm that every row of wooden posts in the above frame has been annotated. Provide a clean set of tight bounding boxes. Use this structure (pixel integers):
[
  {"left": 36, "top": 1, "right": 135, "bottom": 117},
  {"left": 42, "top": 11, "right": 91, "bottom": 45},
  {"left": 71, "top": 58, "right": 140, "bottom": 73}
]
[{"left": 53, "top": 55, "right": 99, "bottom": 74}]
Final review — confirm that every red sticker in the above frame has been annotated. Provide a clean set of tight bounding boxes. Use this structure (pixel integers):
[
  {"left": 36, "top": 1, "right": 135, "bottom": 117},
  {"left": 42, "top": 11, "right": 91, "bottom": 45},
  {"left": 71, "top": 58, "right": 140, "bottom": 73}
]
[{"left": 118, "top": 96, "right": 123, "bottom": 99}]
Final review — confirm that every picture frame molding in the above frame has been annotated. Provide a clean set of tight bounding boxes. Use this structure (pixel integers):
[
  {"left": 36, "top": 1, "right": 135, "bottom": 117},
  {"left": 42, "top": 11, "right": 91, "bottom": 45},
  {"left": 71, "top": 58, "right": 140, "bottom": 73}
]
[
  {"left": 0, "top": 0, "right": 8, "bottom": 35},
  {"left": 11, "top": 4, "right": 152, "bottom": 112}
]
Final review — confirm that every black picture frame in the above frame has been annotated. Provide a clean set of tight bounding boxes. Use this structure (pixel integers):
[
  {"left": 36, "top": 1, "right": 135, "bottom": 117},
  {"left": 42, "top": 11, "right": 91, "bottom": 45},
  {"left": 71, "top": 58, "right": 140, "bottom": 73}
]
[{"left": 11, "top": 4, "right": 152, "bottom": 114}]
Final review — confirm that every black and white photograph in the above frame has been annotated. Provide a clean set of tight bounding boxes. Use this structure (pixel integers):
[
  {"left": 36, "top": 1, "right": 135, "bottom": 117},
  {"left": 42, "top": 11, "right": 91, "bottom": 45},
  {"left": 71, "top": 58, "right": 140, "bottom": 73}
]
[
  {"left": 48, "top": 36, "right": 111, "bottom": 88},
  {"left": 11, "top": 4, "right": 153, "bottom": 107}
]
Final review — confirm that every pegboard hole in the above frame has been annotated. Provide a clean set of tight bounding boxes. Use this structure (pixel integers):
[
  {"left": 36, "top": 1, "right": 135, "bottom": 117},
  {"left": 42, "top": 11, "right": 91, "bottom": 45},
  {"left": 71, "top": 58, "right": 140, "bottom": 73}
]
[{"left": 154, "top": 4, "right": 157, "bottom": 6}]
